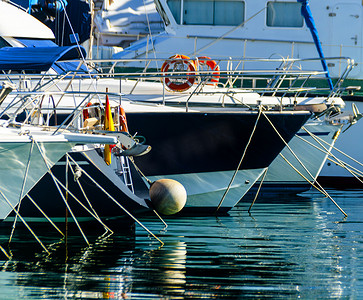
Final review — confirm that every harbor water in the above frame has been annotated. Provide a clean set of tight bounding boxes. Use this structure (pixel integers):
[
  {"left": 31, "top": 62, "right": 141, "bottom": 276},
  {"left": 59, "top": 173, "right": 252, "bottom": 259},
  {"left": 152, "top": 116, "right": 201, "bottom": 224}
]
[{"left": 0, "top": 188, "right": 362, "bottom": 299}]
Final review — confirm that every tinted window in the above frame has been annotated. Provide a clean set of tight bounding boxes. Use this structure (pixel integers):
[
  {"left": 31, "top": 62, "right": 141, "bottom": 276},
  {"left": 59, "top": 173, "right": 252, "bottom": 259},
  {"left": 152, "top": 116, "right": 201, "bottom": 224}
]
[
  {"left": 168, "top": 0, "right": 245, "bottom": 26},
  {"left": 266, "top": 2, "right": 303, "bottom": 27}
]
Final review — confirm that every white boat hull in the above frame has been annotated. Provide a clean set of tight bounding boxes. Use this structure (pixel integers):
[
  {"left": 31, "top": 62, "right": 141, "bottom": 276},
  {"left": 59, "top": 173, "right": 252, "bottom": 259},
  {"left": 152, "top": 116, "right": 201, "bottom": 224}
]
[
  {"left": 318, "top": 100, "right": 363, "bottom": 186},
  {"left": 0, "top": 121, "right": 117, "bottom": 220},
  {"left": 148, "top": 168, "right": 266, "bottom": 212},
  {"left": 0, "top": 141, "right": 76, "bottom": 220},
  {"left": 252, "top": 121, "right": 342, "bottom": 195}
]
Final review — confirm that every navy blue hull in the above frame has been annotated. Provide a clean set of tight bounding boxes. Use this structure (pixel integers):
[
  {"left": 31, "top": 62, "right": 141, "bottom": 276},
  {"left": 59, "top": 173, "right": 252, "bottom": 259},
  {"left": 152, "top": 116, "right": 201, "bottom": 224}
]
[
  {"left": 7, "top": 151, "right": 151, "bottom": 224},
  {"left": 318, "top": 176, "right": 363, "bottom": 189},
  {"left": 126, "top": 111, "right": 311, "bottom": 176}
]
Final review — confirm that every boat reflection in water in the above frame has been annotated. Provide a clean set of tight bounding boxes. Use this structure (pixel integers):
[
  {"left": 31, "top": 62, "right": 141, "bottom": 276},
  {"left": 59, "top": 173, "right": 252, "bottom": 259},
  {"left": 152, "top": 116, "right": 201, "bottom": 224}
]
[{"left": 0, "top": 189, "right": 361, "bottom": 298}]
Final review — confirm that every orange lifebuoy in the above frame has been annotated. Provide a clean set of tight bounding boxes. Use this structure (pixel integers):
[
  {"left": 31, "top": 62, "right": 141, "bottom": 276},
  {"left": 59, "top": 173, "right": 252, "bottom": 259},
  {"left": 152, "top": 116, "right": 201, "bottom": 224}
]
[
  {"left": 196, "top": 56, "right": 220, "bottom": 85},
  {"left": 161, "top": 54, "right": 197, "bottom": 92},
  {"left": 119, "top": 105, "right": 128, "bottom": 132}
]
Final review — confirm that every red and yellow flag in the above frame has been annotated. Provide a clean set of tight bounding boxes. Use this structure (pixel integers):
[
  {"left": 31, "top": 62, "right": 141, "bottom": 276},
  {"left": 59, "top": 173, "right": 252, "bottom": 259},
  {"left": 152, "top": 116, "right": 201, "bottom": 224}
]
[{"left": 104, "top": 94, "right": 115, "bottom": 165}]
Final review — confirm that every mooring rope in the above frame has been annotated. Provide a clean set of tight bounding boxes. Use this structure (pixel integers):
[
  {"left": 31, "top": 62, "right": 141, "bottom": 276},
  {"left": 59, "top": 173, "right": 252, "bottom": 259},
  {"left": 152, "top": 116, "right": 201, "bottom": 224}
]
[
  {"left": 67, "top": 160, "right": 114, "bottom": 233},
  {"left": 278, "top": 153, "right": 329, "bottom": 196},
  {"left": 25, "top": 194, "right": 64, "bottom": 236},
  {"left": 215, "top": 106, "right": 263, "bottom": 212},
  {"left": 0, "top": 190, "right": 49, "bottom": 254},
  {"left": 325, "top": 156, "right": 363, "bottom": 179},
  {"left": 50, "top": 173, "right": 114, "bottom": 234},
  {"left": 34, "top": 141, "right": 90, "bottom": 246},
  {"left": 0, "top": 245, "right": 10, "bottom": 260},
  {"left": 9, "top": 139, "right": 35, "bottom": 243},
  {"left": 248, "top": 167, "right": 268, "bottom": 213},
  {"left": 302, "top": 126, "right": 363, "bottom": 183},
  {"left": 68, "top": 153, "right": 164, "bottom": 246},
  {"left": 262, "top": 113, "right": 348, "bottom": 217},
  {"left": 296, "top": 132, "right": 363, "bottom": 182}
]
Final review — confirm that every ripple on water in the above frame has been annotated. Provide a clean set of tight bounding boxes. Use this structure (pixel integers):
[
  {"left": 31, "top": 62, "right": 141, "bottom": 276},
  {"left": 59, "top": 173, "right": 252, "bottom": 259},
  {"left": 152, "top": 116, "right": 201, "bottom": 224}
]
[{"left": 0, "top": 189, "right": 361, "bottom": 298}]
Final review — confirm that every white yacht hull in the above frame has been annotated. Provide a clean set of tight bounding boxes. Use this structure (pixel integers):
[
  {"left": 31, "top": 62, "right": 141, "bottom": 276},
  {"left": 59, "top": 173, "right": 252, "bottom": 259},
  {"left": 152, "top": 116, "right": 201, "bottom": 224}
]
[
  {"left": 0, "top": 122, "right": 117, "bottom": 220},
  {"left": 318, "top": 100, "right": 363, "bottom": 186},
  {"left": 0, "top": 141, "right": 76, "bottom": 220},
  {"left": 148, "top": 168, "right": 266, "bottom": 213},
  {"left": 250, "top": 121, "right": 342, "bottom": 195}
]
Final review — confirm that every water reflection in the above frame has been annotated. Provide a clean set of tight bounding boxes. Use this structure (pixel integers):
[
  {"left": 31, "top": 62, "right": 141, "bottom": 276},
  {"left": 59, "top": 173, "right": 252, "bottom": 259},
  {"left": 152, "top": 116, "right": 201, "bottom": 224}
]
[
  {"left": 0, "top": 190, "right": 361, "bottom": 298},
  {"left": 0, "top": 229, "right": 137, "bottom": 299}
]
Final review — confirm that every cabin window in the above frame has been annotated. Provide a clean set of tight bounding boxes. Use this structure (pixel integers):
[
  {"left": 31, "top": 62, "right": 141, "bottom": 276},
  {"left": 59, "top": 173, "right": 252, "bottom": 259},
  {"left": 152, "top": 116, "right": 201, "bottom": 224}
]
[
  {"left": 167, "top": 0, "right": 245, "bottom": 26},
  {"left": 266, "top": 2, "right": 303, "bottom": 27},
  {"left": 167, "top": 0, "right": 181, "bottom": 24}
]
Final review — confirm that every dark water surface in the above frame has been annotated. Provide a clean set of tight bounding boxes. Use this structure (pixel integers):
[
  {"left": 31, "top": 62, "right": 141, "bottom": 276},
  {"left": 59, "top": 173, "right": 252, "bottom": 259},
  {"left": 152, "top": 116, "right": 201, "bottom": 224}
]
[{"left": 0, "top": 188, "right": 362, "bottom": 299}]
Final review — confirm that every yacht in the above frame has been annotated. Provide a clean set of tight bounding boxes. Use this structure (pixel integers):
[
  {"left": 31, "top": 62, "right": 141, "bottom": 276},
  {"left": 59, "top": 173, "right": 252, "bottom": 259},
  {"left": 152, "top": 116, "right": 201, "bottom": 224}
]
[
  {"left": 114, "top": 0, "right": 362, "bottom": 79},
  {"left": 112, "top": 0, "right": 363, "bottom": 187}
]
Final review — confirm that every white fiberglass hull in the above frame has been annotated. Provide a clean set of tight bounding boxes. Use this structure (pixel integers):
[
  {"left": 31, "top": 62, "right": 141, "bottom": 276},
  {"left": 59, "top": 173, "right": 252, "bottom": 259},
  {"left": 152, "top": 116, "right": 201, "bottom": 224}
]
[
  {"left": 0, "top": 141, "right": 75, "bottom": 220},
  {"left": 148, "top": 168, "right": 266, "bottom": 213},
  {"left": 318, "top": 100, "right": 363, "bottom": 186},
  {"left": 251, "top": 121, "right": 342, "bottom": 195},
  {"left": 0, "top": 122, "right": 117, "bottom": 220}
]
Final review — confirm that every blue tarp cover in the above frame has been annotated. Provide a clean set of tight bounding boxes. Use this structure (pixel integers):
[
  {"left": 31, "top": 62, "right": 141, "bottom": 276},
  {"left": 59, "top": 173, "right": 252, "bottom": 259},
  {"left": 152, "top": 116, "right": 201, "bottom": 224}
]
[
  {"left": 298, "top": 0, "right": 334, "bottom": 90},
  {"left": 0, "top": 45, "right": 86, "bottom": 71}
]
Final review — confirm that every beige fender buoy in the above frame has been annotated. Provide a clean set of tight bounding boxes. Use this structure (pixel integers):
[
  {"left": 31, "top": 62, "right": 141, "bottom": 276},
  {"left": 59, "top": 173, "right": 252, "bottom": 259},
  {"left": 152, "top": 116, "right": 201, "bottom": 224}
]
[{"left": 149, "top": 179, "right": 187, "bottom": 215}]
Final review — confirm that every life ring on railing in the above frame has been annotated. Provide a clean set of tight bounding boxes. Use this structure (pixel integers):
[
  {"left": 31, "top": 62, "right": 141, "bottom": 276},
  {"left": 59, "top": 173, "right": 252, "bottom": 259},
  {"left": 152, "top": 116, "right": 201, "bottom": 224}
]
[
  {"left": 161, "top": 54, "right": 197, "bottom": 92},
  {"left": 119, "top": 105, "right": 128, "bottom": 132},
  {"left": 196, "top": 56, "right": 220, "bottom": 85}
]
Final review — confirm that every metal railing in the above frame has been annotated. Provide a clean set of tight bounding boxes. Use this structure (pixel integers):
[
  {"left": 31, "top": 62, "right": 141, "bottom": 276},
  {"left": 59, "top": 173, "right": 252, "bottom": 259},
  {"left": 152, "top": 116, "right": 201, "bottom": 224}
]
[{"left": 0, "top": 56, "right": 356, "bottom": 120}]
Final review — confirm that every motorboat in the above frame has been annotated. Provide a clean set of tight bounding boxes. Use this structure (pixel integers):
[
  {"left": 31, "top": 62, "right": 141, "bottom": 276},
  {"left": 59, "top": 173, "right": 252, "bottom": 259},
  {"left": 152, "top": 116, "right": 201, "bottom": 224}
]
[
  {"left": 61, "top": 93, "right": 313, "bottom": 213},
  {"left": 49, "top": 55, "right": 353, "bottom": 197},
  {"left": 112, "top": 0, "right": 363, "bottom": 81}
]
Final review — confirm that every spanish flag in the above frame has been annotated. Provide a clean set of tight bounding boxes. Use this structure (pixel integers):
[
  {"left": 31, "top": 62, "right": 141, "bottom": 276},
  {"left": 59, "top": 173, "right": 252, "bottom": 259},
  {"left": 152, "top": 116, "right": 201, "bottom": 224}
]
[{"left": 104, "top": 94, "right": 115, "bottom": 165}]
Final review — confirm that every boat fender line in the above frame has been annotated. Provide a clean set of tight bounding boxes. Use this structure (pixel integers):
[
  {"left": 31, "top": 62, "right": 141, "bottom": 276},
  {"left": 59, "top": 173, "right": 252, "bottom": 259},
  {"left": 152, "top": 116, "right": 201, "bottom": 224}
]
[
  {"left": 128, "top": 157, "right": 152, "bottom": 184},
  {"left": 161, "top": 54, "right": 197, "bottom": 92},
  {"left": 196, "top": 56, "right": 220, "bottom": 85}
]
